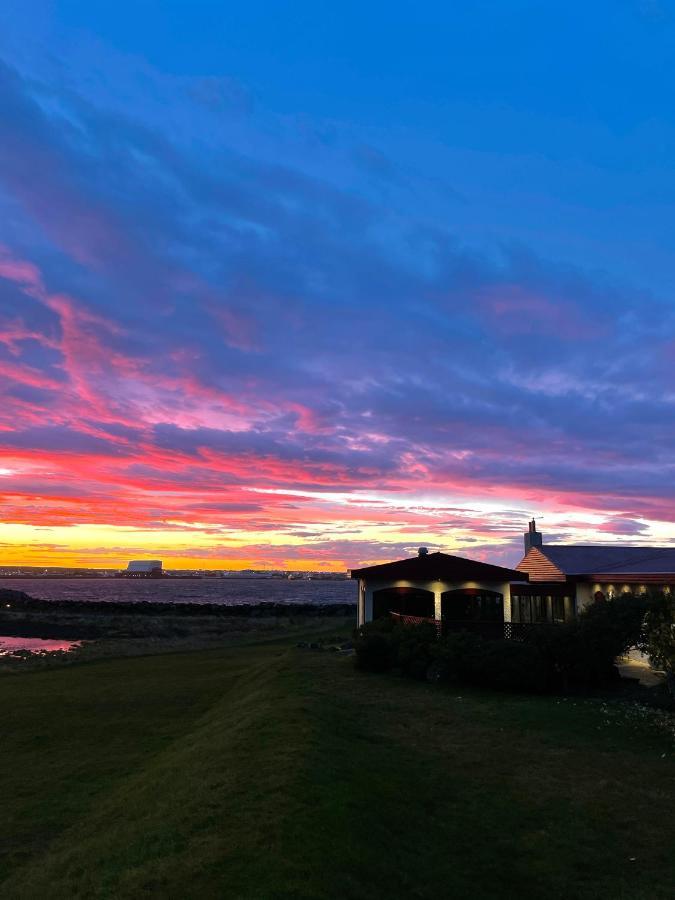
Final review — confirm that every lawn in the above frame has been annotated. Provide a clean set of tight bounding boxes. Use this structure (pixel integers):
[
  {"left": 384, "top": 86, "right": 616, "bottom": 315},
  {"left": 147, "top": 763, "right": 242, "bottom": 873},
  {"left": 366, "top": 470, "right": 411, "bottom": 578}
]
[{"left": 0, "top": 637, "right": 673, "bottom": 899}]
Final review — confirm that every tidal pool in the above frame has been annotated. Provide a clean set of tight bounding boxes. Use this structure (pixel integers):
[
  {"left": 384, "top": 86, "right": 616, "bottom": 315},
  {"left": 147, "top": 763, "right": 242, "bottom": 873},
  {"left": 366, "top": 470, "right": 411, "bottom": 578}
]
[{"left": 0, "top": 636, "right": 82, "bottom": 656}]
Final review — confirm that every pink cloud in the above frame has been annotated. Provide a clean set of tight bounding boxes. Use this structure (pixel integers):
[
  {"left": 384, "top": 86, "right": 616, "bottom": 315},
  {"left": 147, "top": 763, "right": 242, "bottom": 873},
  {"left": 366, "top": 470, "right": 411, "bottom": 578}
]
[{"left": 476, "top": 284, "right": 607, "bottom": 339}]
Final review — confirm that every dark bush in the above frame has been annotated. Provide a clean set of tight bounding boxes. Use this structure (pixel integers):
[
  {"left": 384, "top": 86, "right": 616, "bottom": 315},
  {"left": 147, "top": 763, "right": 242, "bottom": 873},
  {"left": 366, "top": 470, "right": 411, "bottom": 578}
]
[
  {"left": 357, "top": 622, "right": 546, "bottom": 692},
  {"left": 429, "top": 631, "right": 484, "bottom": 682},
  {"left": 471, "top": 639, "right": 548, "bottom": 693},
  {"left": 354, "top": 619, "right": 439, "bottom": 677},
  {"left": 354, "top": 630, "right": 394, "bottom": 672},
  {"left": 525, "top": 592, "right": 649, "bottom": 691},
  {"left": 431, "top": 632, "right": 546, "bottom": 692},
  {"left": 642, "top": 591, "right": 675, "bottom": 699},
  {"left": 355, "top": 592, "right": 651, "bottom": 694},
  {"left": 353, "top": 618, "right": 401, "bottom": 671},
  {"left": 578, "top": 591, "right": 648, "bottom": 657},
  {"left": 392, "top": 622, "right": 439, "bottom": 679}
]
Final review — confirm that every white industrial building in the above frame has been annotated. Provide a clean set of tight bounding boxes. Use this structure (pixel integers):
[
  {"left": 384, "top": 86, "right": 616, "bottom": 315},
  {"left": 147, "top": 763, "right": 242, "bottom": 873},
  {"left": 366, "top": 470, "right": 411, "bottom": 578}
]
[{"left": 125, "top": 560, "right": 163, "bottom": 578}]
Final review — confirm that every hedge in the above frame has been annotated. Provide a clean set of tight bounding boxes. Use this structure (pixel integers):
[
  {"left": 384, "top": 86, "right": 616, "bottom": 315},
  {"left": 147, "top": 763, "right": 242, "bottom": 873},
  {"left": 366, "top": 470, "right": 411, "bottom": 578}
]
[{"left": 354, "top": 592, "right": 651, "bottom": 695}]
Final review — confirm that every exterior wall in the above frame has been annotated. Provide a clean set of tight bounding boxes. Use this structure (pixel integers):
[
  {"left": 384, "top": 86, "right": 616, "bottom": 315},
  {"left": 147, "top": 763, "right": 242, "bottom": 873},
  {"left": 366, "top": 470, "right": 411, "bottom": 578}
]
[
  {"left": 503, "top": 586, "right": 512, "bottom": 623},
  {"left": 357, "top": 579, "right": 365, "bottom": 626},
  {"left": 588, "top": 581, "right": 672, "bottom": 602},
  {"left": 359, "top": 577, "right": 513, "bottom": 626}
]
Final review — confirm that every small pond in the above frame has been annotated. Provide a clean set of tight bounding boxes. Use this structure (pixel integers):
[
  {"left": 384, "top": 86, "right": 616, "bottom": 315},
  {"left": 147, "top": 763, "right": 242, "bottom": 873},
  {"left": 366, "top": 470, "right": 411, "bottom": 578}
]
[{"left": 0, "top": 636, "right": 82, "bottom": 656}]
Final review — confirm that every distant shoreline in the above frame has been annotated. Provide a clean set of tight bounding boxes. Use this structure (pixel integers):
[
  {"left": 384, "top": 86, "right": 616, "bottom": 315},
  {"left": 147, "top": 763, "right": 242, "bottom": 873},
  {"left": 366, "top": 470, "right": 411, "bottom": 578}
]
[{"left": 0, "top": 574, "right": 349, "bottom": 581}]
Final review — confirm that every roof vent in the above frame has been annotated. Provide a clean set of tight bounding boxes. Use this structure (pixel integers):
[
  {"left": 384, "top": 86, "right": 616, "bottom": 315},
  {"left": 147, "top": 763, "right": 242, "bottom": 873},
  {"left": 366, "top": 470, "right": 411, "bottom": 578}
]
[{"left": 418, "top": 547, "right": 429, "bottom": 556}]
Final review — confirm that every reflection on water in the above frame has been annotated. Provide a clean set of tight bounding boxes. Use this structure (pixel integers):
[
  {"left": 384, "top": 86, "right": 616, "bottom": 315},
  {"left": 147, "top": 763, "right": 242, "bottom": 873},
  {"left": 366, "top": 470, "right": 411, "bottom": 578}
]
[{"left": 0, "top": 636, "right": 81, "bottom": 656}]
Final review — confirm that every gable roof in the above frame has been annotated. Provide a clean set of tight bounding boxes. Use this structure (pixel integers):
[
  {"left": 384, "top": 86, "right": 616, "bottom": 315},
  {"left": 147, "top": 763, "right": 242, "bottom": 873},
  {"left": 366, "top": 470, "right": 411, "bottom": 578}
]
[
  {"left": 518, "top": 544, "right": 675, "bottom": 579},
  {"left": 350, "top": 551, "right": 526, "bottom": 583}
]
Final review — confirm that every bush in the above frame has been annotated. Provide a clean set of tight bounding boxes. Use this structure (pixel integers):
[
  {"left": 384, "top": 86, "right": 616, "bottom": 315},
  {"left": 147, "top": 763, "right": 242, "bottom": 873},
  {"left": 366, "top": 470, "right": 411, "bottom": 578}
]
[
  {"left": 354, "top": 630, "right": 394, "bottom": 672},
  {"left": 392, "top": 622, "right": 439, "bottom": 679},
  {"left": 355, "top": 593, "right": 651, "bottom": 694},
  {"left": 525, "top": 592, "right": 649, "bottom": 691},
  {"left": 354, "top": 619, "right": 438, "bottom": 677},
  {"left": 356, "top": 622, "right": 547, "bottom": 692},
  {"left": 471, "top": 639, "right": 548, "bottom": 693},
  {"left": 431, "top": 632, "right": 547, "bottom": 693},
  {"left": 643, "top": 592, "right": 675, "bottom": 698},
  {"left": 429, "top": 631, "right": 484, "bottom": 683}
]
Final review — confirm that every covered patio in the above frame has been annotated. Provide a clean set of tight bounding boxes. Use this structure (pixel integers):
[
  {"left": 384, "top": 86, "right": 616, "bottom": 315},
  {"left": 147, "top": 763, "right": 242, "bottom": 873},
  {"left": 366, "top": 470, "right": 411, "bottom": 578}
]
[{"left": 350, "top": 548, "right": 527, "bottom": 629}]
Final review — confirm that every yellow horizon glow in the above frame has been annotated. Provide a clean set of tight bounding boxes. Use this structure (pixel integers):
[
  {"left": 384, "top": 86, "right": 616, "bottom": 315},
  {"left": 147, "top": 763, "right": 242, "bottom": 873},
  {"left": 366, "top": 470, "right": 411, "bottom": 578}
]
[{"left": 0, "top": 507, "right": 668, "bottom": 572}]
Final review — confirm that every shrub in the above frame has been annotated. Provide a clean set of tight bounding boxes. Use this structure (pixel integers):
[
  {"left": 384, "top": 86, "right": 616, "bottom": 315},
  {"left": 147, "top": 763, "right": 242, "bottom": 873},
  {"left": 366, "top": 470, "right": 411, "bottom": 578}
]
[
  {"left": 392, "top": 622, "right": 439, "bottom": 679},
  {"left": 355, "top": 593, "right": 651, "bottom": 694},
  {"left": 354, "top": 630, "right": 394, "bottom": 672},
  {"left": 357, "top": 624, "right": 549, "bottom": 693},
  {"left": 525, "top": 592, "right": 649, "bottom": 691},
  {"left": 354, "top": 619, "right": 439, "bottom": 677},
  {"left": 578, "top": 591, "right": 648, "bottom": 657},
  {"left": 471, "top": 639, "right": 548, "bottom": 693},
  {"left": 431, "top": 632, "right": 547, "bottom": 693},
  {"left": 643, "top": 592, "right": 675, "bottom": 698},
  {"left": 429, "top": 632, "right": 484, "bottom": 683}
]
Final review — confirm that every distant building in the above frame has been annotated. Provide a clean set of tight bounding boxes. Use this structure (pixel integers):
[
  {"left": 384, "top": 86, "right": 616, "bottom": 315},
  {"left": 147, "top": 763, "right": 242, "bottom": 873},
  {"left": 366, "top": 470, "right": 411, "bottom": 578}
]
[{"left": 124, "top": 560, "right": 163, "bottom": 578}]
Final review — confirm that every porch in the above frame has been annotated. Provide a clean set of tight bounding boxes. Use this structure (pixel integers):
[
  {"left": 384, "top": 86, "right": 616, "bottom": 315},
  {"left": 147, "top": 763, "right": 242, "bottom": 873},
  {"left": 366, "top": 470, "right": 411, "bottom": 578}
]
[
  {"left": 371, "top": 585, "right": 506, "bottom": 627},
  {"left": 390, "top": 611, "right": 547, "bottom": 641}
]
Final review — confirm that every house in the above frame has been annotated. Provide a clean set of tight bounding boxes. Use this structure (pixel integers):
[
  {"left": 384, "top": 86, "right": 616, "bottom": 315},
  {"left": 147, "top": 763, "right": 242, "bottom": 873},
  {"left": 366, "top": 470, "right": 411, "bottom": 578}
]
[
  {"left": 350, "top": 547, "right": 525, "bottom": 628},
  {"left": 351, "top": 520, "right": 675, "bottom": 629},
  {"left": 514, "top": 522, "right": 675, "bottom": 623}
]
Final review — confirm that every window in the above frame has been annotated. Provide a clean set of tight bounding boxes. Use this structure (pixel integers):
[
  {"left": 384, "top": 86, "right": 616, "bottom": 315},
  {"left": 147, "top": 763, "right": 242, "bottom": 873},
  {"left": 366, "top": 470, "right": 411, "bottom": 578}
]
[
  {"left": 532, "top": 595, "right": 547, "bottom": 622},
  {"left": 517, "top": 595, "right": 532, "bottom": 623},
  {"left": 552, "top": 596, "right": 565, "bottom": 623},
  {"left": 372, "top": 587, "right": 435, "bottom": 619},
  {"left": 441, "top": 589, "right": 503, "bottom": 622}
]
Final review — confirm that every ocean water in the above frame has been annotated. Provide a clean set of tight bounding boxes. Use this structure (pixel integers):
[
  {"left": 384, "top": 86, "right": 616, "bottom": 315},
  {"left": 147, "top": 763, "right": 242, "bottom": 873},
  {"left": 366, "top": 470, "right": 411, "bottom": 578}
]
[{"left": 0, "top": 577, "right": 357, "bottom": 606}]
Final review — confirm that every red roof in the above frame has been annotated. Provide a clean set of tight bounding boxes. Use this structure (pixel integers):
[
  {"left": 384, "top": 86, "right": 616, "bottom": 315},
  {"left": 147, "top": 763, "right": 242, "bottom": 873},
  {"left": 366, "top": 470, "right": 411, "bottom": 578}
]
[
  {"left": 518, "top": 544, "right": 675, "bottom": 581},
  {"left": 350, "top": 551, "right": 526, "bottom": 583}
]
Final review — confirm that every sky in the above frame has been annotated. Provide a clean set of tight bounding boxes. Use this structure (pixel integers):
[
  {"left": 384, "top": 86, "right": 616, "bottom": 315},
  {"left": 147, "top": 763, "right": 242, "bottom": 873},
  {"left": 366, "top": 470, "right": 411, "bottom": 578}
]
[{"left": 1, "top": 1, "right": 675, "bottom": 570}]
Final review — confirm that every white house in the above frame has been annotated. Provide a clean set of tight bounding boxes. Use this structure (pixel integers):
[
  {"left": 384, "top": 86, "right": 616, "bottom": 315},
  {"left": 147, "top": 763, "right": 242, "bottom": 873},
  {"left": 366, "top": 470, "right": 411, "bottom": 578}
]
[
  {"left": 350, "top": 547, "right": 525, "bottom": 629},
  {"left": 352, "top": 520, "right": 675, "bottom": 632}
]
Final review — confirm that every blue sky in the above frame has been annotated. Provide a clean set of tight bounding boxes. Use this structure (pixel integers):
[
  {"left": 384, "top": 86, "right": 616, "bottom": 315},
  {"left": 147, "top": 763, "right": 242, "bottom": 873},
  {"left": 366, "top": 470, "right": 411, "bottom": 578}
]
[
  {"left": 9, "top": 0, "right": 673, "bottom": 291},
  {"left": 0, "top": 1, "right": 674, "bottom": 568}
]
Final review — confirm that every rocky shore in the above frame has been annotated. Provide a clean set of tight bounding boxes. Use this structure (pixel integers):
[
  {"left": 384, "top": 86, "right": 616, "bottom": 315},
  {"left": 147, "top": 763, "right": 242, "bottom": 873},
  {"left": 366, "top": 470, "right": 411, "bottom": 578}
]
[{"left": 0, "top": 587, "right": 356, "bottom": 644}]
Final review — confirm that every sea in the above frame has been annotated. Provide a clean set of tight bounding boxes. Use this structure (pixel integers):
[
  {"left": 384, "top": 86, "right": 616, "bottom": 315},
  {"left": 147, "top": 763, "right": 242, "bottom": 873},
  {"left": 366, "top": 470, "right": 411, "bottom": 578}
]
[{"left": 0, "top": 577, "right": 357, "bottom": 607}]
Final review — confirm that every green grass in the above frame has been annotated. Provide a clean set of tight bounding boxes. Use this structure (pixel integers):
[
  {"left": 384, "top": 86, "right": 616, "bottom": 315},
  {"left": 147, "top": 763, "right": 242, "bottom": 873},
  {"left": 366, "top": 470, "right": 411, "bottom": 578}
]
[{"left": 0, "top": 640, "right": 673, "bottom": 899}]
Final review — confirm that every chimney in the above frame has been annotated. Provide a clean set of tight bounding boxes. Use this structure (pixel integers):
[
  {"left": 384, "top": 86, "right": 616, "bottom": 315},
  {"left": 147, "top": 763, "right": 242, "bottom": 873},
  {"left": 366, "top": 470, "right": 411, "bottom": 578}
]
[
  {"left": 418, "top": 547, "right": 429, "bottom": 556},
  {"left": 524, "top": 519, "right": 543, "bottom": 554}
]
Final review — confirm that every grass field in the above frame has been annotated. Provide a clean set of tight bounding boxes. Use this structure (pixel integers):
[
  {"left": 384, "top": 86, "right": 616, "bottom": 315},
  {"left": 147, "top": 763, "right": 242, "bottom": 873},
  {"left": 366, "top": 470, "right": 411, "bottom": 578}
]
[{"left": 0, "top": 635, "right": 673, "bottom": 899}]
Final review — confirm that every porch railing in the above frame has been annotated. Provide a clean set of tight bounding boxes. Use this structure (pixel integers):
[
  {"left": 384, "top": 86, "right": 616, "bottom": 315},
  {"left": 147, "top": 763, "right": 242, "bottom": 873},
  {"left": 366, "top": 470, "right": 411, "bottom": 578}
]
[
  {"left": 390, "top": 612, "right": 442, "bottom": 634},
  {"left": 389, "top": 612, "right": 553, "bottom": 641}
]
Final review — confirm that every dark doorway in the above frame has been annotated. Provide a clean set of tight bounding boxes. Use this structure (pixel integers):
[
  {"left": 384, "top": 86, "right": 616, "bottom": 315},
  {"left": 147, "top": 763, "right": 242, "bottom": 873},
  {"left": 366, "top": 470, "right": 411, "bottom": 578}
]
[
  {"left": 372, "top": 587, "right": 435, "bottom": 620},
  {"left": 441, "top": 589, "right": 503, "bottom": 623}
]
